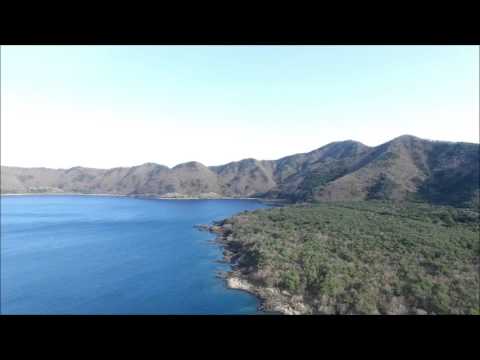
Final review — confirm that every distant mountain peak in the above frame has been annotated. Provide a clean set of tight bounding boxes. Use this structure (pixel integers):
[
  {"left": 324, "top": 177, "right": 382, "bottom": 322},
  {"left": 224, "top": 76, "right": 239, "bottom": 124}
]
[
  {"left": 138, "top": 162, "right": 162, "bottom": 167},
  {"left": 172, "top": 161, "right": 207, "bottom": 170},
  {"left": 390, "top": 134, "right": 423, "bottom": 143}
]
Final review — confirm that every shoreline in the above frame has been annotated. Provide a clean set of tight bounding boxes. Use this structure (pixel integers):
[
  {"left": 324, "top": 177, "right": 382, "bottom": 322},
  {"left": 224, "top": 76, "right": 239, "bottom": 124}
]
[
  {"left": 1, "top": 192, "right": 256, "bottom": 200},
  {"left": 5, "top": 192, "right": 294, "bottom": 312},
  {"left": 1, "top": 193, "right": 289, "bottom": 205},
  {"left": 1, "top": 193, "right": 128, "bottom": 197},
  {"left": 131, "top": 195, "right": 260, "bottom": 201},
  {"left": 198, "top": 222, "right": 310, "bottom": 315}
]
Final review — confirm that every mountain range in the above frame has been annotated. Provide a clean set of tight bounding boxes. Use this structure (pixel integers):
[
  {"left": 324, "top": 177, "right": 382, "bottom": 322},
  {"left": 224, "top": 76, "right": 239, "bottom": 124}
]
[{"left": 2, "top": 135, "right": 479, "bottom": 207}]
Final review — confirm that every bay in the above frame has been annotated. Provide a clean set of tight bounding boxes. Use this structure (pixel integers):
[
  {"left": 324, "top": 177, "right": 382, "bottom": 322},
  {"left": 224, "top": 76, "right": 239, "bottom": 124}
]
[{"left": 0, "top": 195, "right": 267, "bottom": 314}]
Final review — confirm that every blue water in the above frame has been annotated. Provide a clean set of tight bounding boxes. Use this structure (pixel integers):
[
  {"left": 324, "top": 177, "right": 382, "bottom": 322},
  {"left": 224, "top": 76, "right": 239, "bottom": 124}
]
[{"left": 0, "top": 195, "right": 267, "bottom": 314}]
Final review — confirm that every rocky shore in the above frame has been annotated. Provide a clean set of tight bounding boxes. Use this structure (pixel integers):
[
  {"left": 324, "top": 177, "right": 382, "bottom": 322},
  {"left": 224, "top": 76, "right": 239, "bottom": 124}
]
[{"left": 195, "top": 221, "right": 310, "bottom": 315}]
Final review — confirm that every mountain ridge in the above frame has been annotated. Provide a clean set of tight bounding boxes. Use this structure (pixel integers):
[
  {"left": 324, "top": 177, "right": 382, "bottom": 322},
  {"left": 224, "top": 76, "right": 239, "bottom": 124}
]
[{"left": 2, "top": 135, "right": 479, "bottom": 207}]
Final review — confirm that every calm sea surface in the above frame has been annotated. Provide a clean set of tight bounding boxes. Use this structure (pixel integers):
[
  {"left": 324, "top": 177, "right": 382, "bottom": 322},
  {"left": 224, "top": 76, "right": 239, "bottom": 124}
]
[{"left": 0, "top": 195, "right": 267, "bottom": 314}]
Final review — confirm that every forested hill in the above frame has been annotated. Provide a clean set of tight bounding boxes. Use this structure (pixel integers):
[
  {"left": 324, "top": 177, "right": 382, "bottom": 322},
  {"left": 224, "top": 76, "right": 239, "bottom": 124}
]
[{"left": 2, "top": 135, "right": 479, "bottom": 207}]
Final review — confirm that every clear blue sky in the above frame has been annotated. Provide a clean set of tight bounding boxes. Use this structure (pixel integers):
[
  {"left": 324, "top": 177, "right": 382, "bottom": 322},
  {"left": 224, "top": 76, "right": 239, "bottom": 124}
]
[{"left": 1, "top": 45, "right": 478, "bottom": 169}]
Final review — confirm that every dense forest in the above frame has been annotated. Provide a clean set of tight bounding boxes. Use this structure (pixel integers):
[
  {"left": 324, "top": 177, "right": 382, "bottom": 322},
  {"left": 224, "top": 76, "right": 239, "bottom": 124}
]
[{"left": 216, "top": 201, "right": 479, "bottom": 314}]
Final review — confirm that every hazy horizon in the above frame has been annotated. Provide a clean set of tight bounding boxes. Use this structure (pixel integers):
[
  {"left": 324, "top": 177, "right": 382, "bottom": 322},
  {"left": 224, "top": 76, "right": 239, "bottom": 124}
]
[{"left": 1, "top": 45, "right": 478, "bottom": 169}]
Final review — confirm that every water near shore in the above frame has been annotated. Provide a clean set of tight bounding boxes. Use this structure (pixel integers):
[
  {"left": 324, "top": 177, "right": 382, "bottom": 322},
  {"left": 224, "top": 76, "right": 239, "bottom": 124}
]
[{"left": 0, "top": 195, "right": 267, "bottom": 314}]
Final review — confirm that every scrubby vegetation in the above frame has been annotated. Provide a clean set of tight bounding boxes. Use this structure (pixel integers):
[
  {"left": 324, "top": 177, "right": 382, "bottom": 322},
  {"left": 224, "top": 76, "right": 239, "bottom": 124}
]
[{"left": 220, "top": 201, "right": 479, "bottom": 314}]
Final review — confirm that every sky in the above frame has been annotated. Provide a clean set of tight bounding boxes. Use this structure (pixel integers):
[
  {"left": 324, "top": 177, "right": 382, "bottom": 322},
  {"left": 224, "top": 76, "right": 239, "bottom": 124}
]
[{"left": 1, "top": 45, "right": 478, "bottom": 169}]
